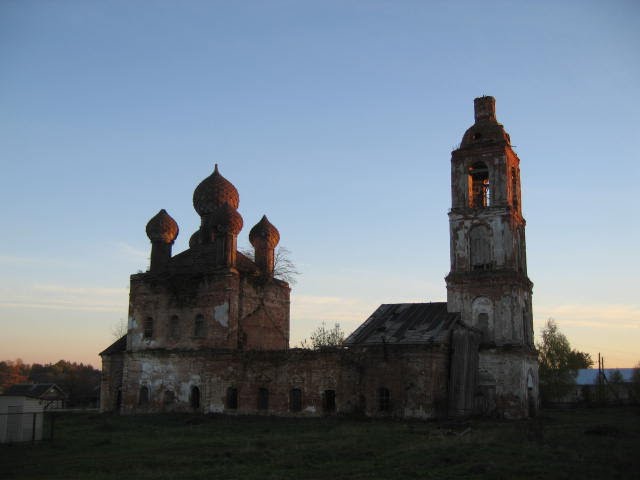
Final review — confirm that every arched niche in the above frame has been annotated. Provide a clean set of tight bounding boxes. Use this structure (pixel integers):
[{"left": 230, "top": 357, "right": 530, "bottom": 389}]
[
  {"left": 471, "top": 296, "right": 493, "bottom": 342},
  {"left": 469, "top": 224, "right": 493, "bottom": 271}
]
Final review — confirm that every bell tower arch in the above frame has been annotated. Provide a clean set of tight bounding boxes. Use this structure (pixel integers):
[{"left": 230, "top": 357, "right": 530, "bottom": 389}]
[{"left": 446, "top": 96, "right": 538, "bottom": 417}]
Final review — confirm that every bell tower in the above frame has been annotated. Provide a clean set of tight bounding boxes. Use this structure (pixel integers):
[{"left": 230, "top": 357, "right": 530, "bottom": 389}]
[{"left": 446, "top": 96, "right": 537, "bottom": 417}]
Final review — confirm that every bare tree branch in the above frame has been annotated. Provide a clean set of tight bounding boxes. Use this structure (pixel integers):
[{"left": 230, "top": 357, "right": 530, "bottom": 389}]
[{"left": 240, "top": 246, "right": 301, "bottom": 285}]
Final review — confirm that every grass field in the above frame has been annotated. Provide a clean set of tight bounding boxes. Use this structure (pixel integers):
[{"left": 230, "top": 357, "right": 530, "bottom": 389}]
[{"left": 1, "top": 407, "right": 639, "bottom": 479}]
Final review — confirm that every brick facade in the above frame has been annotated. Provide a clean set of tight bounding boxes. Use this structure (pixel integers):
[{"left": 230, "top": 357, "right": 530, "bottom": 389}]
[{"left": 100, "top": 97, "right": 538, "bottom": 419}]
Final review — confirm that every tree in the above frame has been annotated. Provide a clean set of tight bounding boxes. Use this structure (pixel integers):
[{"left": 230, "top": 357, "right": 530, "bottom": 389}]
[
  {"left": 239, "top": 246, "right": 300, "bottom": 285},
  {"left": 566, "top": 350, "right": 593, "bottom": 371},
  {"left": 29, "top": 360, "right": 101, "bottom": 407},
  {"left": 111, "top": 318, "right": 128, "bottom": 339},
  {"left": 537, "top": 319, "right": 592, "bottom": 404},
  {"left": 0, "top": 359, "right": 29, "bottom": 392},
  {"left": 298, "top": 322, "right": 345, "bottom": 350},
  {"left": 609, "top": 369, "right": 624, "bottom": 384}
]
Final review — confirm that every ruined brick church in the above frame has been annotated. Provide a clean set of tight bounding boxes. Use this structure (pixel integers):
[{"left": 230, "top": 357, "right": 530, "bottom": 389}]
[{"left": 100, "top": 97, "right": 538, "bottom": 418}]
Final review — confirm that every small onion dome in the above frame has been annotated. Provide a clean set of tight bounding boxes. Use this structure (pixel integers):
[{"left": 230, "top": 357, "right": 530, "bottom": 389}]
[
  {"left": 146, "top": 209, "right": 179, "bottom": 244},
  {"left": 211, "top": 202, "right": 244, "bottom": 235},
  {"left": 193, "top": 164, "right": 240, "bottom": 216},
  {"left": 249, "top": 215, "right": 280, "bottom": 249},
  {"left": 189, "top": 230, "right": 201, "bottom": 248}
]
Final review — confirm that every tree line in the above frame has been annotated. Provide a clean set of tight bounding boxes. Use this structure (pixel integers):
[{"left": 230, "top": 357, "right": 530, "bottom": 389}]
[{"left": 0, "top": 359, "right": 101, "bottom": 407}]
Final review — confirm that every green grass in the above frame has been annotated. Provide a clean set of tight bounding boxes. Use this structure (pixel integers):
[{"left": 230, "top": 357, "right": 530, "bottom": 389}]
[{"left": 1, "top": 407, "right": 639, "bottom": 479}]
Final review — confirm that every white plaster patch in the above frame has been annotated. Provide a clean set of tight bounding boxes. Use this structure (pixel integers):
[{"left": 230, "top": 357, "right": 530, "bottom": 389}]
[
  {"left": 304, "top": 406, "right": 316, "bottom": 413},
  {"left": 214, "top": 302, "right": 229, "bottom": 327}
]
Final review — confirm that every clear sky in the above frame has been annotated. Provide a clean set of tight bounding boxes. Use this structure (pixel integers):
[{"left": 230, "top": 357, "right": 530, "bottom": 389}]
[{"left": 1, "top": 1, "right": 638, "bottom": 368}]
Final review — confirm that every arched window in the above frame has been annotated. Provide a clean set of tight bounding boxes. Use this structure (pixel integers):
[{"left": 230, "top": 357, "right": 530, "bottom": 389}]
[
  {"left": 143, "top": 317, "right": 154, "bottom": 339},
  {"left": 322, "top": 390, "right": 336, "bottom": 413},
  {"left": 469, "top": 225, "right": 492, "bottom": 270},
  {"left": 194, "top": 314, "right": 205, "bottom": 338},
  {"left": 468, "top": 162, "right": 491, "bottom": 208},
  {"left": 377, "top": 387, "right": 390, "bottom": 412},
  {"left": 138, "top": 386, "right": 149, "bottom": 406},
  {"left": 257, "top": 388, "right": 269, "bottom": 411},
  {"left": 169, "top": 315, "right": 180, "bottom": 340},
  {"left": 163, "top": 390, "right": 175, "bottom": 406},
  {"left": 226, "top": 387, "right": 238, "bottom": 410},
  {"left": 190, "top": 386, "right": 200, "bottom": 410},
  {"left": 289, "top": 388, "right": 302, "bottom": 412}
]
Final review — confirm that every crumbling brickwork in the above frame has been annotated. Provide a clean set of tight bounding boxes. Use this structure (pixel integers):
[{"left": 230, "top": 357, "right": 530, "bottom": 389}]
[
  {"left": 446, "top": 96, "right": 538, "bottom": 418},
  {"left": 100, "top": 97, "right": 538, "bottom": 419},
  {"left": 114, "top": 345, "right": 449, "bottom": 418}
]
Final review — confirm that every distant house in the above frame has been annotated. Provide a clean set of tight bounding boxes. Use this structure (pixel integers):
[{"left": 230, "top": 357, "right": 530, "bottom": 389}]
[
  {"left": 563, "top": 369, "right": 637, "bottom": 405},
  {"left": 0, "top": 384, "right": 66, "bottom": 443},
  {"left": 3, "top": 384, "right": 67, "bottom": 410}
]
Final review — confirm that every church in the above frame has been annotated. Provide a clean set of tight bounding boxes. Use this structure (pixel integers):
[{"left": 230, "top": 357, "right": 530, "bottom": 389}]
[{"left": 100, "top": 96, "right": 538, "bottom": 419}]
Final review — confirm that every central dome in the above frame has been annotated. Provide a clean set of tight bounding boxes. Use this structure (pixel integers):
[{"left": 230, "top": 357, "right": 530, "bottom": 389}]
[{"left": 193, "top": 164, "right": 240, "bottom": 216}]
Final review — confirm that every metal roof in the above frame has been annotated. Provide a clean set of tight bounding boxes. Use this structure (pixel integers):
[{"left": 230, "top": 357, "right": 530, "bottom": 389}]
[
  {"left": 100, "top": 334, "right": 127, "bottom": 356},
  {"left": 575, "top": 368, "right": 636, "bottom": 385},
  {"left": 344, "top": 302, "right": 459, "bottom": 345},
  {"left": 2, "top": 383, "right": 66, "bottom": 399}
]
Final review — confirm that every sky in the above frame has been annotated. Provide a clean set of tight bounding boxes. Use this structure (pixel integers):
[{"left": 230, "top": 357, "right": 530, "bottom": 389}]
[{"left": 1, "top": 0, "right": 638, "bottom": 368}]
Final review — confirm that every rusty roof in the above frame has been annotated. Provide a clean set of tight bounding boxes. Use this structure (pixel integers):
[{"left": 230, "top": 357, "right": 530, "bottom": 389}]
[
  {"left": 344, "top": 302, "right": 459, "bottom": 345},
  {"left": 100, "top": 334, "right": 127, "bottom": 356}
]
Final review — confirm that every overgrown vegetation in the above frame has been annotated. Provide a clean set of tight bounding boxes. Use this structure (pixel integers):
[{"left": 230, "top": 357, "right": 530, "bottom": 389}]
[
  {"left": 297, "top": 321, "right": 345, "bottom": 349},
  {"left": 1, "top": 408, "right": 639, "bottom": 479},
  {"left": 240, "top": 246, "right": 301, "bottom": 284},
  {"left": 537, "top": 319, "right": 593, "bottom": 404}
]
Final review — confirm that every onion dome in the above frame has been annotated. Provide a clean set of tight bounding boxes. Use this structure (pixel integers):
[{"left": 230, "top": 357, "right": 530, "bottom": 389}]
[
  {"left": 211, "top": 202, "right": 244, "bottom": 235},
  {"left": 193, "top": 164, "right": 240, "bottom": 216},
  {"left": 189, "top": 230, "right": 201, "bottom": 248},
  {"left": 146, "top": 209, "right": 179, "bottom": 244},
  {"left": 249, "top": 215, "right": 280, "bottom": 248}
]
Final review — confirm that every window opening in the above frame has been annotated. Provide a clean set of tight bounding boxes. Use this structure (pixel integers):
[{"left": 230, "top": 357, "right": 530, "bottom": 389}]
[
  {"left": 377, "top": 387, "right": 390, "bottom": 412},
  {"left": 139, "top": 386, "right": 149, "bottom": 406},
  {"left": 190, "top": 386, "right": 200, "bottom": 410},
  {"left": 169, "top": 315, "right": 180, "bottom": 340},
  {"left": 322, "top": 390, "right": 336, "bottom": 413},
  {"left": 194, "top": 314, "right": 205, "bottom": 338},
  {"left": 143, "top": 317, "right": 154, "bottom": 339},
  {"left": 468, "top": 162, "right": 491, "bottom": 208},
  {"left": 163, "top": 390, "right": 174, "bottom": 406},
  {"left": 290, "top": 388, "right": 302, "bottom": 412},
  {"left": 257, "top": 388, "right": 269, "bottom": 411},
  {"left": 226, "top": 387, "right": 238, "bottom": 410},
  {"left": 477, "top": 313, "right": 489, "bottom": 341}
]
